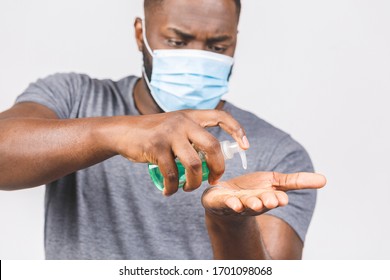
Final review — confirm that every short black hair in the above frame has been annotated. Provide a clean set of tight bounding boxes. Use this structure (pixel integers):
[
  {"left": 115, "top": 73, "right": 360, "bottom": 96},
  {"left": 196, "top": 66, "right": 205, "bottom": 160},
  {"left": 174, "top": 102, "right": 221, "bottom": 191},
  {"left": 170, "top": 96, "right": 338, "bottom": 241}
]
[{"left": 144, "top": 0, "right": 241, "bottom": 18}]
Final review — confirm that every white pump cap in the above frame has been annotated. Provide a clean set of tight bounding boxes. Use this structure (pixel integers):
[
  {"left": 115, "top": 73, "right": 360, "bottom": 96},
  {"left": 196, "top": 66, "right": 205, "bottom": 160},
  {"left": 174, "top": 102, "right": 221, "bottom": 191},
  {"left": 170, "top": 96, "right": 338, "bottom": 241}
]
[{"left": 220, "top": 141, "right": 247, "bottom": 170}]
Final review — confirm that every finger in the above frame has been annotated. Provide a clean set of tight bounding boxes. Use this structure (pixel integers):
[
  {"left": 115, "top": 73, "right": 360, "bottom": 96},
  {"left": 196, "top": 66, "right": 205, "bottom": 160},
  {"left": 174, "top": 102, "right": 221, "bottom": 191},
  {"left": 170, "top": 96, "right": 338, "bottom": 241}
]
[
  {"left": 156, "top": 153, "right": 179, "bottom": 196},
  {"left": 173, "top": 141, "right": 203, "bottom": 192},
  {"left": 241, "top": 196, "right": 264, "bottom": 212},
  {"left": 187, "top": 128, "right": 225, "bottom": 185},
  {"left": 275, "top": 191, "right": 289, "bottom": 207},
  {"left": 259, "top": 191, "right": 279, "bottom": 209},
  {"left": 225, "top": 196, "right": 244, "bottom": 213},
  {"left": 272, "top": 172, "right": 327, "bottom": 191},
  {"left": 202, "top": 187, "right": 243, "bottom": 212},
  {"left": 185, "top": 109, "right": 250, "bottom": 150}
]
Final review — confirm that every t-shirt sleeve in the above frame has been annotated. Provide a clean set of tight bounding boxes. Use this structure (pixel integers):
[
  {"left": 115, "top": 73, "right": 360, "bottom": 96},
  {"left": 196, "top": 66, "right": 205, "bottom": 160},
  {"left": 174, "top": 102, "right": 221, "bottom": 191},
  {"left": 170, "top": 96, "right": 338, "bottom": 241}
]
[
  {"left": 15, "top": 73, "right": 88, "bottom": 119},
  {"left": 264, "top": 135, "right": 317, "bottom": 243}
]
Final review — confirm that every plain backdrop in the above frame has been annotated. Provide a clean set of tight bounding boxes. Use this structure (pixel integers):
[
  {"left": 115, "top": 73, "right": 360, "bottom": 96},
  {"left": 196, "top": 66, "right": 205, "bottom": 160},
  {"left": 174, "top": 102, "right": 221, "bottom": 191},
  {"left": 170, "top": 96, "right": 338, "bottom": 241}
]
[{"left": 1, "top": 0, "right": 389, "bottom": 260}]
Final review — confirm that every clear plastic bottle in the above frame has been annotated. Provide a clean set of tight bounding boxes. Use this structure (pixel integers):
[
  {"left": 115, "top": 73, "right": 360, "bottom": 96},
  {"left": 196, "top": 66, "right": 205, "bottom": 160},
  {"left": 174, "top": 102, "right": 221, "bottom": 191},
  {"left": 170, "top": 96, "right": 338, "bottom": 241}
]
[{"left": 148, "top": 140, "right": 247, "bottom": 191}]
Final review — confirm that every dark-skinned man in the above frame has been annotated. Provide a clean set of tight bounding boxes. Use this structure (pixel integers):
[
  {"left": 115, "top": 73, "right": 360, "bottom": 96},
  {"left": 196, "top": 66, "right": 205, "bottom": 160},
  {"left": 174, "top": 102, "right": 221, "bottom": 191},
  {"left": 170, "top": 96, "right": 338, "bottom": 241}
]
[{"left": 0, "top": 0, "right": 326, "bottom": 259}]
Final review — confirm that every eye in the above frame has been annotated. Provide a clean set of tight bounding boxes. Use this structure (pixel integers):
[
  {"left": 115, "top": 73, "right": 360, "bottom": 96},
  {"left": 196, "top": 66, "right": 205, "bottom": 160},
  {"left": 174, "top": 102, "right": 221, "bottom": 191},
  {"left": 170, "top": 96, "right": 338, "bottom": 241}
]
[
  {"left": 208, "top": 45, "right": 227, "bottom": 53},
  {"left": 167, "top": 39, "right": 186, "bottom": 48}
]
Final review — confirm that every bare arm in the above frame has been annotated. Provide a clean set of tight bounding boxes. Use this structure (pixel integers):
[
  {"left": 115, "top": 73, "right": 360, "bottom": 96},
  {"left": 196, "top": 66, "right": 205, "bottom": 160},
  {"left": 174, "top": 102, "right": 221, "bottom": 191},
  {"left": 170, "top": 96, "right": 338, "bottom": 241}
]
[
  {"left": 202, "top": 172, "right": 326, "bottom": 259},
  {"left": 0, "top": 103, "right": 120, "bottom": 190},
  {"left": 0, "top": 102, "right": 249, "bottom": 192}
]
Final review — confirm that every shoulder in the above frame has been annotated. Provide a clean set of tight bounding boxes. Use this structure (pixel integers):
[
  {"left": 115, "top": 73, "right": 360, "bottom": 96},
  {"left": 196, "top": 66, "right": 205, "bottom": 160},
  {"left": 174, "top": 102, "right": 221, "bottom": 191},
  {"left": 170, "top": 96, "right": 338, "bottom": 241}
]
[
  {"left": 28, "top": 72, "right": 137, "bottom": 91},
  {"left": 22, "top": 72, "right": 139, "bottom": 103},
  {"left": 17, "top": 73, "right": 138, "bottom": 118}
]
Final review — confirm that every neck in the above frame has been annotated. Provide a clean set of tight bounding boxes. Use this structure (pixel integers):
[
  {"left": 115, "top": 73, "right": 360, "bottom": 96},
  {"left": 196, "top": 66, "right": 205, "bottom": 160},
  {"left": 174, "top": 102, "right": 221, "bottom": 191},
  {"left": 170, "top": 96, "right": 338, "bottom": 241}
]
[{"left": 133, "top": 77, "right": 164, "bottom": 115}]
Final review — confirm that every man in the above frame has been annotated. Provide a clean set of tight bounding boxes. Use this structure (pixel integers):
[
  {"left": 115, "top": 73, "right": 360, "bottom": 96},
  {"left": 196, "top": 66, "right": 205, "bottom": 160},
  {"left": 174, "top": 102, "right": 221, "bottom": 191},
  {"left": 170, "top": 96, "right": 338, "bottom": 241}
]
[{"left": 0, "top": 0, "right": 326, "bottom": 259}]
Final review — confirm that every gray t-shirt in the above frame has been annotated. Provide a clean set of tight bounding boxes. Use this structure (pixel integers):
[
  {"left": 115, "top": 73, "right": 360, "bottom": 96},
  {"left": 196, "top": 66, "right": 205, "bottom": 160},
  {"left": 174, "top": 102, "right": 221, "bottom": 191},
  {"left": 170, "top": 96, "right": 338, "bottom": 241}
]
[{"left": 16, "top": 73, "right": 316, "bottom": 260}]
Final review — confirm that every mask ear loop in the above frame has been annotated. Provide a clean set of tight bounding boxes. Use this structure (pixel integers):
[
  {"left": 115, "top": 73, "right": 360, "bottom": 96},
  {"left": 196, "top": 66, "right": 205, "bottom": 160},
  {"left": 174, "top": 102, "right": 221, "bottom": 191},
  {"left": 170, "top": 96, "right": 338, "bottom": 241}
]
[
  {"left": 141, "top": 18, "right": 154, "bottom": 57},
  {"left": 142, "top": 66, "right": 153, "bottom": 91},
  {"left": 140, "top": 18, "right": 154, "bottom": 92}
]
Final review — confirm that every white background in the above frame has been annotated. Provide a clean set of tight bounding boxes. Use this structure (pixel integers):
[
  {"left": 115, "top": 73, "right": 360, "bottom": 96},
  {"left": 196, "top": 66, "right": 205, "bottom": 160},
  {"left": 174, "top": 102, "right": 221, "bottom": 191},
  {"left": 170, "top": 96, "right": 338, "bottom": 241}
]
[{"left": 0, "top": 0, "right": 389, "bottom": 259}]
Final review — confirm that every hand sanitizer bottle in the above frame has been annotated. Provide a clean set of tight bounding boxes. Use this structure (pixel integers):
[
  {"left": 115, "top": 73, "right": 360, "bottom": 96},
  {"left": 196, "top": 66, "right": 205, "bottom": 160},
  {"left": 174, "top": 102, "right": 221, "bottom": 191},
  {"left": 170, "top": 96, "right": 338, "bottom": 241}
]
[{"left": 148, "top": 140, "right": 247, "bottom": 191}]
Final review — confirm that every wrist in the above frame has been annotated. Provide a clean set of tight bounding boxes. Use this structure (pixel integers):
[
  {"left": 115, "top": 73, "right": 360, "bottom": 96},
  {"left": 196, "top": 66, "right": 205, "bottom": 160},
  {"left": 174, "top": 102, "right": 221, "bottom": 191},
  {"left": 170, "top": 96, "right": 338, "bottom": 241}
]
[
  {"left": 92, "top": 116, "right": 129, "bottom": 156},
  {"left": 205, "top": 209, "right": 257, "bottom": 233}
]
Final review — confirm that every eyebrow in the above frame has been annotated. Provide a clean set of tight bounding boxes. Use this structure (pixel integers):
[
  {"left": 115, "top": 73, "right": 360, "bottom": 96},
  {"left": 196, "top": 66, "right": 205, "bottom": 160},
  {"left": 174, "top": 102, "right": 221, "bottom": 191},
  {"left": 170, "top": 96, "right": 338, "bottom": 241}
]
[
  {"left": 206, "top": 35, "right": 234, "bottom": 44},
  {"left": 167, "top": 27, "right": 233, "bottom": 43},
  {"left": 167, "top": 27, "right": 196, "bottom": 40}
]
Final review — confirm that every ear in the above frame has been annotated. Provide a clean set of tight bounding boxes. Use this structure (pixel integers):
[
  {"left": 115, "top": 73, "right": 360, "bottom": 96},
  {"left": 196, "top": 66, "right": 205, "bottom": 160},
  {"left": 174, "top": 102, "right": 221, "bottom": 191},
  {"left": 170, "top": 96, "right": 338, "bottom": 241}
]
[{"left": 134, "top": 17, "right": 144, "bottom": 52}]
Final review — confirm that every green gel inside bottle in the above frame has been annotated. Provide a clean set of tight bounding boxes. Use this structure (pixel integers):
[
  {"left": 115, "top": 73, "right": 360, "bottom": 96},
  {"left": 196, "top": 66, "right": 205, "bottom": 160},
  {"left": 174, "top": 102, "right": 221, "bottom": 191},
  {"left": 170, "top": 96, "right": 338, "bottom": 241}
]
[
  {"left": 148, "top": 160, "right": 210, "bottom": 191},
  {"left": 148, "top": 140, "right": 247, "bottom": 191}
]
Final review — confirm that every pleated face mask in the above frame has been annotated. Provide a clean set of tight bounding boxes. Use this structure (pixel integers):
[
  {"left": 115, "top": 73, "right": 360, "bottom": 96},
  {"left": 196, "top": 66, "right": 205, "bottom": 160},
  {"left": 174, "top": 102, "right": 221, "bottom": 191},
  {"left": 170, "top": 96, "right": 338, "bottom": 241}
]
[{"left": 142, "top": 20, "right": 234, "bottom": 112}]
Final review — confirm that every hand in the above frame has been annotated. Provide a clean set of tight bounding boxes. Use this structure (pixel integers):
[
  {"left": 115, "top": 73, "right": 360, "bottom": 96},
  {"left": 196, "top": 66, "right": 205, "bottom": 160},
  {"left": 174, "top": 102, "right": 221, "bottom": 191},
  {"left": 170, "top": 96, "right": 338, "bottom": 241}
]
[
  {"left": 202, "top": 172, "right": 326, "bottom": 217},
  {"left": 112, "top": 110, "right": 249, "bottom": 195}
]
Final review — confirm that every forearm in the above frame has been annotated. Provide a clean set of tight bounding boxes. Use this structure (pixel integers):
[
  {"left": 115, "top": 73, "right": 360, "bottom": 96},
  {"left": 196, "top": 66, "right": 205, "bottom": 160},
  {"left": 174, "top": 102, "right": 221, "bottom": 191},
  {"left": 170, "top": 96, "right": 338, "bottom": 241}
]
[
  {"left": 205, "top": 211, "right": 271, "bottom": 260},
  {"left": 0, "top": 117, "right": 122, "bottom": 190}
]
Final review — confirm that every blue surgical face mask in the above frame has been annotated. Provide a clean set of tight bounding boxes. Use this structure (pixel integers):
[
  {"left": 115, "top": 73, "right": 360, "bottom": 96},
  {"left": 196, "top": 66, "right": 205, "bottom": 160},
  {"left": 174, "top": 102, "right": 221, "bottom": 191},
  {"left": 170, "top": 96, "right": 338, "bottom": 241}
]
[{"left": 141, "top": 20, "right": 234, "bottom": 112}]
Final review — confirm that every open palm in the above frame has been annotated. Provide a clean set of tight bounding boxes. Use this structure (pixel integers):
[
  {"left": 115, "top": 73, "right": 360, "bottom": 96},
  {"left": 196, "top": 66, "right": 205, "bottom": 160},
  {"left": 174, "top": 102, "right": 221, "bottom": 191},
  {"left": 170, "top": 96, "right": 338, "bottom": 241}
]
[{"left": 202, "top": 172, "right": 326, "bottom": 216}]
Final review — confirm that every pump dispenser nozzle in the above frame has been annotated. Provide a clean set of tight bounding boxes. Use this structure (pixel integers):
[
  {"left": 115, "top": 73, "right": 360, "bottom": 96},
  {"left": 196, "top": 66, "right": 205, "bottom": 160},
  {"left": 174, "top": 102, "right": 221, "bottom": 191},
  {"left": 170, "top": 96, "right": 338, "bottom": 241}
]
[{"left": 220, "top": 141, "right": 247, "bottom": 169}]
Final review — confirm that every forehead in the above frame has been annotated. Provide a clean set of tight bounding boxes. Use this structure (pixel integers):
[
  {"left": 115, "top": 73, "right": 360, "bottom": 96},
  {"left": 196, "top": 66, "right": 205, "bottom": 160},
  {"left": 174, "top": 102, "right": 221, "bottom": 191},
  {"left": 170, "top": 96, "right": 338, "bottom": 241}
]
[{"left": 146, "top": 0, "right": 238, "bottom": 34}]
